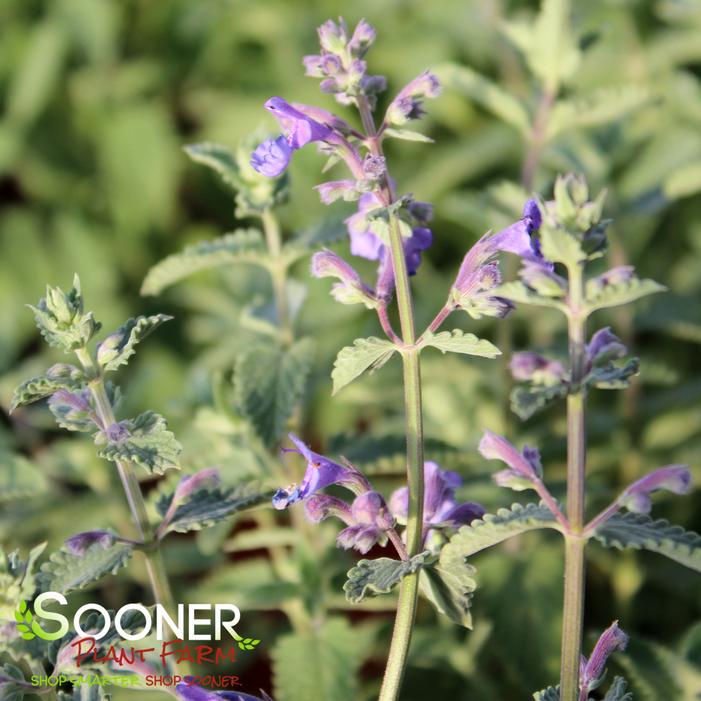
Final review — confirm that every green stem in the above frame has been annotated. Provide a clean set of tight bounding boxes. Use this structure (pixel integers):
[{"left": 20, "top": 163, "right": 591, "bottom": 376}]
[
  {"left": 74, "top": 349, "right": 178, "bottom": 616},
  {"left": 356, "top": 95, "right": 425, "bottom": 701},
  {"left": 560, "top": 263, "right": 587, "bottom": 701},
  {"left": 262, "top": 208, "right": 293, "bottom": 346}
]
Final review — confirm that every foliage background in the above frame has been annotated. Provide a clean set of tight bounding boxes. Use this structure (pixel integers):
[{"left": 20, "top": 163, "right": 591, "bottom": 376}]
[{"left": 1, "top": 0, "right": 701, "bottom": 699}]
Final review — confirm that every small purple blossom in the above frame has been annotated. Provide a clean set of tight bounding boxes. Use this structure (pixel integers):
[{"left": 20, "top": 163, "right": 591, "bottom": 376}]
[
  {"left": 385, "top": 70, "right": 441, "bottom": 126},
  {"left": 65, "top": 530, "right": 116, "bottom": 556},
  {"left": 586, "top": 327, "right": 627, "bottom": 367},
  {"left": 265, "top": 97, "right": 332, "bottom": 148},
  {"left": 104, "top": 422, "right": 130, "bottom": 442},
  {"left": 314, "top": 179, "right": 358, "bottom": 204},
  {"left": 389, "top": 462, "right": 484, "bottom": 534},
  {"left": 580, "top": 621, "right": 628, "bottom": 692},
  {"left": 250, "top": 136, "right": 293, "bottom": 178},
  {"left": 273, "top": 434, "right": 360, "bottom": 509},
  {"left": 587, "top": 265, "right": 635, "bottom": 292},
  {"left": 479, "top": 430, "right": 542, "bottom": 487},
  {"left": 304, "top": 494, "right": 352, "bottom": 524},
  {"left": 619, "top": 465, "right": 692, "bottom": 514},
  {"left": 348, "top": 19, "right": 376, "bottom": 56},
  {"left": 337, "top": 491, "right": 395, "bottom": 553},
  {"left": 311, "top": 249, "right": 377, "bottom": 307},
  {"left": 174, "top": 468, "right": 221, "bottom": 504},
  {"left": 510, "top": 352, "right": 567, "bottom": 385}
]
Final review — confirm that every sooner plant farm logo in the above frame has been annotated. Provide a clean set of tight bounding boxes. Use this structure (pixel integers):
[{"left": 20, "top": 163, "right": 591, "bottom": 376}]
[{"left": 15, "top": 592, "right": 261, "bottom": 654}]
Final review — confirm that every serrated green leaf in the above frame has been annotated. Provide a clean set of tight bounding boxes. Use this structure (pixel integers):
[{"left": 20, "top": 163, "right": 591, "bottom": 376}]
[
  {"left": 0, "top": 452, "right": 48, "bottom": 502},
  {"left": 585, "top": 277, "right": 666, "bottom": 313},
  {"left": 585, "top": 359, "right": 640, "bottom": 390},
  {"left": 383, "top": 128, "right": 434, "bottom": 143},
  {"left": 435, "top": 62, "right": 530, "bottom": 134},
  {"left": 540, "top": 225, "right": 586, "bottom": 266},
  {"left": 511, "top": 383, "right": 569, "bottom": 420},
  {"left": 344, "top": 551, "right": 431, "bottom": 603},
  {"left": 272, "top": 617, "right": 367, "bottom": 701},
  {"left": 495, "top": 280, "right": 568, "bottom": 311},
  {"left": 331, "top": 337, "right": 397, "bottom": 395},
  {"left": 548, "top": 85, "right": 651, "bottom": 139},
  {"left": 443, "top": 503, "right": 560, "bottom": 559},
  {"left": 141, "top": 229, "right": 267, "bottom": 295},
  {"left": 533, "top": 686, "right": 559, "bottom": 701},
  {"left": 10, "top": 365, "right": 85, "bottom": 412},
  {"left": 97, "top": 411, "right": 181, "bottom": 474},
  {"left": 184, "top": 142, "right": 239, "bottom": 189},
  {"left": 420, "top": 329, "right": 501, "bottom": 358},
  {"left": 603, "top": 677, "right": 633, "bottom": 701},
  {"left": 156, "top": 483, "right": 272, "bottom": 535},
  {"left": 592, "top": 512, "right": 701, "bottom": 571},
  {"left": 38, "top": 542, "right": 134, "bottom": 593},
  {"left": 98, "top": 314, "right": 172, "bottom": 372},
  {"left": 420, "top": 543, "right": 477, "bottom": 628},
  {"left": 233, "top": 337, "right": 314, "bottom": 445}
]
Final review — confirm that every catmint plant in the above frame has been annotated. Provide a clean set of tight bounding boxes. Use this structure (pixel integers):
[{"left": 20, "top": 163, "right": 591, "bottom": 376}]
[{"left": 249, "top": 16, "right": 556, "bottom": 701}]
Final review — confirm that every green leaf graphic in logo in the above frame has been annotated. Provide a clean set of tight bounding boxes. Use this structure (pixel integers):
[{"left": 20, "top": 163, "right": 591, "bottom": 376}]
[
  {"left": 14, "top": 599, "right": 58, "bottom": 641},
  {"left": 231, "top": 630, "right": 262, "bottom": 651}
]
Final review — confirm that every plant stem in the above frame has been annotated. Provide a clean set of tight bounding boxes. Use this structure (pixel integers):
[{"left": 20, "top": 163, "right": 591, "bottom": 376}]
[
  {"left": 75, "top": 349, "right": 178, "bottom": 614},
  {"left": 560, "top": 262, "right": 587, "bottom": 701},
  {"left": 262, "top": 208, "right": 293, "bottom": 346},
  {"left": 356, "top": 94, "right": 425, "bottom": 701},
  {"left": 521, "top": 88, "right": 556, "bottom": 192}
]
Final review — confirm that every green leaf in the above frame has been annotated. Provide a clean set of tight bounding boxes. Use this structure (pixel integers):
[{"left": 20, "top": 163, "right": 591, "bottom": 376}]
[
  {"left": 98, "top": 315, "right": 172, "bottom": 372},
  {"left": 156, "top": 483, "right": 272, "bottom": 535},
  {"left": 10, "top": 365, "right": 85, "bottom": 412},
  {"left": 664, "top": 161, "right": 701, "bottom": 200},
  {"left": 420, "top": 330, "right": 501, "bottom": 358},
  {"left": 233, "top": 337, "right": 314, "bottom": 445},
  {"left": 591, "top": 512, "right": 701, "bottom": 571},
  {"left": 184, "top": 142, "right": 239, "bottom": 190},
  {"left": 603, "top": 677, "right": 633, "bottom": 701},
  {"left": 434, "top": 62, "right": 530, "bottom": 134},
  {"left": 511, "top": 383, "right": 569, "bottom": 420},
  {"left": 585, "top": 277, "right": 666, "bottom": 313},
  {"left": 343, "top": 551, "right": 431, "bottom": 603},
  {"left": 141, "top": 229, "right": 267, "bottom": 295},
  {"left": 331, "top": 337, "right": 397, "bottom": 395},
  {"left": 38, "top": 542, "right": 134, "bottom": 593},
  {"left": 540, "top": 225, "right": 586, "bottom": 267},
  {"left": 272, "top": 617, "right": 367, "bottom": 701},
  {"left": 548, "top": 85, "right": 651, "bottom": 139},
  {"left": 97, "top": 411, "right": 181, "bottom": 474},
  {"left": 420, "top": 543, "right": 477, "bottom": 628},
  {"left": 495, "top": 281, "right": 568, "bottom": 312},
  {"left": 383, "top": 128, "right": 434, "bottom": 143},
  {"left": 585, "top": 359, "right": 640, "bottom": 390},
  {"left": 443, "top": 503, "right": 560, "bottom": 559},
  {"left": 533, "top": 686, "right": 559, "bottom": 701}
]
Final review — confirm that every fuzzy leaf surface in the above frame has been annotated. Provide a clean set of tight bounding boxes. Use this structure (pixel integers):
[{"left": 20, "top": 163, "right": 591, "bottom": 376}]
[
  {"left": 331, "top": 337, "right": 397, "bottom": 395},
  {"left": 99, "top": 315, "right": 172, "bottom": 372},
  {"left": 344, "top": 551, "right": 431, "bottom": 603},
  {"left": 420, "top": 330, "right": 500, "bottom": 358}
]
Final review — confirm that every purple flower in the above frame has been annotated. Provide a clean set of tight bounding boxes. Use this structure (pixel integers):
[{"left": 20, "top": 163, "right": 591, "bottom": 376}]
[
  {"left": 273, "top": 434, "right": 360, "bottom": 509},
  {"left": 317, "top": 18, "right": 349, "bottom": 54},
  {"left": 490, "top": 199, "right": 543, "bottom": 259},
  {"left": 580, "top": 621, "right": 628, "bottom": 692},
  {"left": 588, "top": 265, "right": 635, "bottom": 292},
  {"left": 619, "top": 465, "right": 691, "bottom": 513},
  {"left": 265, "top": 97, "right": 332, "bottom": 148},
  {"left": 586, "top": 327, "right": 627, "bottom": 367},
  {"left": 348, "top": 19, "right": 376, "bottom": 56},
  {"left": 479, "top": 430, "right": 542, "bottom": 488},
  {"left": 174, "top": 468, "right": 220, "bottom": 503},
  {"left": 314, "top": 180, "right": 358, "bottom": 204},
  {"left": 310, "top": 249, "right": 377, "bottom": 307},
  {"left": 176, "top": 682, "right": 274, "bottom": 701},
  {"left": 65, "top": 530, "right": 116, "bottom": 556},
  {"left": 510, "top": 352, "right": 567, "bottom": 385},
  {"left": 104, "top": 422, "right": 130, "bottom": 442},
  {"left": 385, "top": 70, "right": 441, "bottom": 125},
  {"left": 337, "top": 491, "right": 395, "bottom": 553},
  {"left": 250, "top": 136, "right": 293, "bottom": 178},
  {"left": 304, "top": 494, "right": 353, "bottom": 524},
  {"left": 389, "top": 462, "right": 484, "bottom": 535}
]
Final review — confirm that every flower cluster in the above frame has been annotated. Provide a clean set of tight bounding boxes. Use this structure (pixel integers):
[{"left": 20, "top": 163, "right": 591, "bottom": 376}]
[{"left": 274, "top": 435, "right": 482, "bottom": 555}]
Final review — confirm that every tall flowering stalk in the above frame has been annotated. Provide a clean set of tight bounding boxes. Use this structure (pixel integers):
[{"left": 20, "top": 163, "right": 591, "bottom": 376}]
[{"left": 251, "top": 17, "right": 543, "bottom": 700}]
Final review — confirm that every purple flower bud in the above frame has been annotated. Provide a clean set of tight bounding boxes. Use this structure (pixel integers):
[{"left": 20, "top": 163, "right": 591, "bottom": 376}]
[
  {"left": 510, "top": 352, "right": 567, "bottom": 385},
  {"left": 303, "top": 55, "right": 325, "bottom": 78},
  {"left": 314, "top": 180, "right": 358, "bottom": 204},
  {"left": 619, "top": 465, "right": 691, "bottom": 514},
  {"left": 317, "top": 18, "right": 349, "bottom": 54},
  {"left": 105, "top": 421, "right": 130, "bottom": 442},
  {"left": 250, "top": 136, "right": 293, "bottom": 177},
  {"left": 337, "top": 491, "right": 393, "bottom": 553},
  {"left": 173, "top": 468, "right": 220, "bottom": 505},
  {"left": 65, "top": 530, "right": 116, "bottom": 556},
  {"left": 522, "top": 199, "right": 542, "bottom": 233},
  {"left": 46, "top": 363, "right": 82, "bottom": 382},
  {"left": 586, "top": 327, "right": 627, "bottom": 366},
  {"left": 96, "top": 331, "right": 123, "bottom": 366},
  {"left": 311, "top": 249, "right": 377, "bottom": 308},
  {"left": 362, "top": 155, "right": 386, "bottom": 180},
  {"left": 588, "top": 265, "right": 635, "bottom": 292},
  {"left": 48, "top": 388, "right": 96, "bottom": 432},
  {"left": 361, "top": 74, "right": 388, "bottom": 95},
  {"left": 50, "top": 388, "right": 91, "bottom": 413},
  {"left": 404, "top": 227, "right": 433, "bottom": 275},
  {"left": 519, "top": 259, "right": 567, "bottom": 296},
  {"left": 385, "top": 70, "right": 441, "bottom": 125},
  {"left": 581, "top": 622, "right": 628, "bottom": 690},
  {"left": 304, "top": 494, "right": 352, "bottom": 524},
  {"left": 273, "top": 434, "right": 359, "bottom": 509},
  {"left": 348, "top": 19, "right": 376, "bottom": 57},
  {"left": 479, "top": 430, "right": 540, "bottom": 482}
]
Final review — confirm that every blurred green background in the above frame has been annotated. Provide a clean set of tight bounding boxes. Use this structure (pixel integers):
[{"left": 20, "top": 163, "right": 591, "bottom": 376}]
[{"left": 2, "top": 0, "right": 701, "bottom": 699}]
